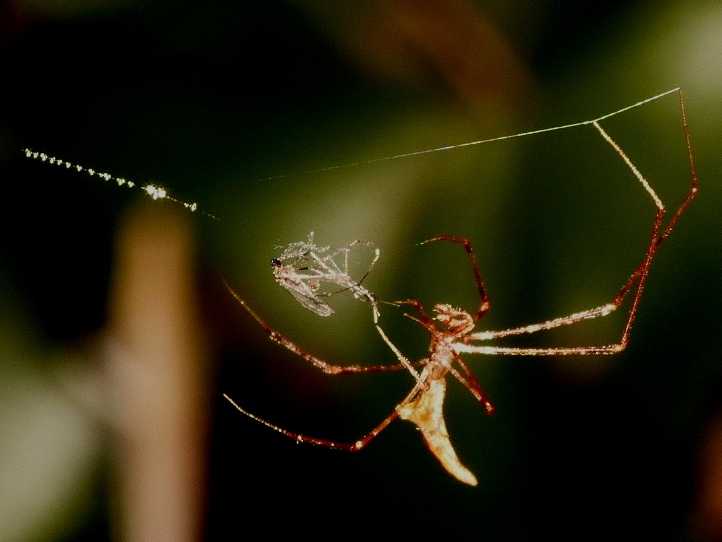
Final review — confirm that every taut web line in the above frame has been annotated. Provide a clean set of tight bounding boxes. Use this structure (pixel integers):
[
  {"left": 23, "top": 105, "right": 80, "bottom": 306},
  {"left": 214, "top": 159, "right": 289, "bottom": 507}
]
[
  {"left": 22, "top": 88, "right": 680, "bottom": 217},
  {"left": 257, "top": 87, "right": 680, "bottom": 182}
]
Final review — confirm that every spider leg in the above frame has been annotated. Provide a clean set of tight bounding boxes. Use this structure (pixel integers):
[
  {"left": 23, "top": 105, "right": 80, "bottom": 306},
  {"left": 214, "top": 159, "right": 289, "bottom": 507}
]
[
  {"left": 458, "top": 92, "right": 698, "bottom": 356},
  {"left": 388, "top": 298, "right": 435, "bottom": 330},
  {"left": 469, "top": 302, "right": 618, "bottom": 342},
  {"left": 224, "top": 279, "right": 412, "bottom": 375},
  {"left": 374, "top": 322, "right": 421, "bottom": 381},
  {"left": 449, "top": 354, "right": 494, "bottom": 414},
  {"left": 223, "top": 392, "right": 400, "bottom": 452},
  {"left": 470, "top": 196, "right": 695, "bottom": 342},
  {"left": 457, "top": 205, "right": 664, "bottom": 357},
  {"left": 659, "top": 89, "right": 699, "bottom": 243},
  {"left": 419, "top": 235, "right": 491, "bottom": 320}
]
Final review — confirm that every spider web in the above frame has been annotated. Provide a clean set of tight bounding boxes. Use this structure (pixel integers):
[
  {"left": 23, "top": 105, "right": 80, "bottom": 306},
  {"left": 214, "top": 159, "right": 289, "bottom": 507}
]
[{"left": 21, "top": 87, "right": 680, "bottom": 223}]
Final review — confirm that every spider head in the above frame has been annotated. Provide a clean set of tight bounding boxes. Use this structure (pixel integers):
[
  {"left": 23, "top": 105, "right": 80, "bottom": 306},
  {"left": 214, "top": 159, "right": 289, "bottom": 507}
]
[
  {"left": 433, "top": 304, "right": 474, "bottom": 336},
  {"left": 270, "top": 257, "right": 282, "bottom": 268}
]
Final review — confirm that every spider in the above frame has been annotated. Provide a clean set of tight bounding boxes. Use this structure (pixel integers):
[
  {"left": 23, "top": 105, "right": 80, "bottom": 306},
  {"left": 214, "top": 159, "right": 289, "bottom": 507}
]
[{"left": 222, "top": 90, "right": 698, "bottom": 485}]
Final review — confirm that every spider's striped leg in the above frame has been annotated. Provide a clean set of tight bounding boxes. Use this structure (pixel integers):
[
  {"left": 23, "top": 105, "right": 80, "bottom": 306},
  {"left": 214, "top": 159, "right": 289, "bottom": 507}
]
[
  {"left": 223, "top": 392, "right": 404, "bottom": 452},
  {"left": 224, "top": 279, "right": 413, "bottom": 375},
  {"left": 419, "top": 235, "right": 490, "bottom": 321}
]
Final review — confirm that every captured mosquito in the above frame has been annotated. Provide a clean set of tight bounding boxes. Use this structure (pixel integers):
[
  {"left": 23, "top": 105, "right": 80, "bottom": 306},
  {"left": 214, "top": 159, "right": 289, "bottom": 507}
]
[
  {"left": 270, "top": 232, "right": 381, "bottom": 321},
  {"left": 223, "top": 88, "right": 698, "bottom": 485}
]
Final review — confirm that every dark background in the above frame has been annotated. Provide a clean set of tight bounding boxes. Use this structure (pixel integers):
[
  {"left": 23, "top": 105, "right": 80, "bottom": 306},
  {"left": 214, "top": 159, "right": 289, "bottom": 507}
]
[{"left": 1, "top": 1, "right": 720, "bottom": 541}]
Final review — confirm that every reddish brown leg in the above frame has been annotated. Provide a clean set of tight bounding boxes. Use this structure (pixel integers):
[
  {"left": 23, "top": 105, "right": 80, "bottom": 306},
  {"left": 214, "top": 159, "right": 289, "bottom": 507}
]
[
  {"left": 594, "top": 90, "right": 698, "bottom": 345},
  {"left": 471, "top": 213, "right": 666, "bottom": 345},
  {"left": 450, "top": 354, "right": 494, "bottom": 414},
  {"left": 607, "top": 208, "right": 664, "bottom": 349},
  {"left": 591, "top": 90, "right": 698, "bottom": 348},
  {"left": 420, "top": 235, "right": 491, "bottom": 321},
  {"left": 466, "top": 92, "right": 698, "bottom": 355},
  {"left": 389, "top": 297, "right": 436, "bottom": 331},
  {"left": 612, "top": 91, "right": 698, "bottom": 306},
  {"left": 460, "top": 194, "right": 665, "bottom": 356},
  {"left": 223, "top": 393, "right": 399, "bottom": 452},
  {"left": 661, "top": 89, "right": 700, "bottom": 242},
  {"left": 224, "top": 279, "right": 411, "bottom": 375}
]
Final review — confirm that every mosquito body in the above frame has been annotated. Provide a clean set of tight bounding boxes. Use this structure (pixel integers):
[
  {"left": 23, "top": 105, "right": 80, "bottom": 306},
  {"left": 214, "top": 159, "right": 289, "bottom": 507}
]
[{"left": 270, "top": 232, "right": 381, "bottom": 320}]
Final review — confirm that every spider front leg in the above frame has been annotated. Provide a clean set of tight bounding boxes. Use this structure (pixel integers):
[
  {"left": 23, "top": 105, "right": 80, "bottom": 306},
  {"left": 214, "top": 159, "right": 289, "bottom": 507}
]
[
  {"left": 420, "top": 235, "right": 491, "bottom": 320},
  {"left": 457, "top": 207, "right": 666, "bottom": 357},
  {"left": 460, "top": 91, "right": 698, "bottom": 357},
  {"left": 466, "top": 210, "right": 685, "bottom": 346},
  {"left": 224, "top": 279, "right": 413, "bottom": 375}
]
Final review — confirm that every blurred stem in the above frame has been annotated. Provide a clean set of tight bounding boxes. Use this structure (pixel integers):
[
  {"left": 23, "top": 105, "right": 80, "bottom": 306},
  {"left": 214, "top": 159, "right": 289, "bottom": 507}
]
[{"left": 108, "top": 204, "right": 207, "bottom": 542}]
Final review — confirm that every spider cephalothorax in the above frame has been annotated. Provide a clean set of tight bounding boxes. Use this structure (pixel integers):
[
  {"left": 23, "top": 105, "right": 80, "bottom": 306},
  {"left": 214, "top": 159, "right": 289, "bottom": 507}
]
[{"left": 432, "top": 304, "right": 475, "bottom": 337}]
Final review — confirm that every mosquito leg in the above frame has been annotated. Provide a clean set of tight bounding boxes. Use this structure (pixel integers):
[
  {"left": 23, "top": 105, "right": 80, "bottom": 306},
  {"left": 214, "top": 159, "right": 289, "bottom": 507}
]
[
  {"left": 354, "top": 246, "right": 380, "bottom": 287},
  {"left": 310, "top": 252, "right": 336, "bottom": 276},
  {"left": 333, "top": 242, "right": 380, "bottom": 289},
  {"left": 224, "top": 279, "right": 412, "bottom": 375},
  {"left": 420, "top": 235, "right": 491, "bottom": 320},
  {"left": 223, "top": 393, "right": 400, "bottom": 452},
  {"left": 449, "top": 355, "right": 494, "bottom": 414},
  {"left": 313, "top": 241, "right": 381, "bottom": 320}
]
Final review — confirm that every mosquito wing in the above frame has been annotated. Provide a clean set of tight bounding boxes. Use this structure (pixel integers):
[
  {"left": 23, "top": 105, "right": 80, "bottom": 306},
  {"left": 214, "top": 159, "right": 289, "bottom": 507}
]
[{"left": 285, "top": 284, "right": 335, "bottom": 317}]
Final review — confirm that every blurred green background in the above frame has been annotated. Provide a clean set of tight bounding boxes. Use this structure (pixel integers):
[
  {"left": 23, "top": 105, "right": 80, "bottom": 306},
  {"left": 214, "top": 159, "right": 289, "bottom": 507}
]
[{"left": 1, "top": 1, "right": 720, "bottom": 541}]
